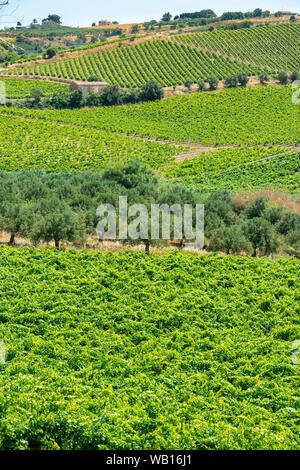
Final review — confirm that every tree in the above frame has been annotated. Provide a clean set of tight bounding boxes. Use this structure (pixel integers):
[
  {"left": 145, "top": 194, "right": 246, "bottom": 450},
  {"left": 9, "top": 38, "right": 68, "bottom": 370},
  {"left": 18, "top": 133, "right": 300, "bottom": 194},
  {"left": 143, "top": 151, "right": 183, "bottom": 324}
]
[
  {"left": 244, "top": 197, "right": 266, "bottom": 219},
  {"left": 238, "top": 73, "right": 249, "bottom": 87},
  {"left": 161, "top": 12, "right": 172, "bottom": 22},
  {"left": 69, "top": 89, "right": 83, "bottom": 109},
  {"left": 42, "top": 14, "right": 61, "bottom": 25},
  {"left": 184, "top": 79, "right": 193, "bottom": 91},
  {"left": 243, "top": 217, "right": 277, "bottom": 257},
  {"left": 252, "top": 8, "right": 263, "bottom": 17},
  {"left": 28, "top": 199, "right": 84, "bottom": 248},
  {"left": 197, "top": 79, "right": 205, "bottom": 91},
  {"left": 225, "top": 75, "right": 239, "bottom": 88},
  {"left": 100, "top": 85, "right": 123, "bottom": 106},
  {"left": 207, "top": 76, "right": 218, "bottom": 90},
  {"left": 48, "top": 90, "right": 70, "bottom": 109},
  {"left": 140, "top": 81, "right": 164, "bottom": 101},
  {"left": 131, "top": 24, "right": 140, "bottom": 34},
  {"left": 30, "top": 88, "right": 43, "bottom": 103},
  {"left": 43, "top": 47, "right": 57, "bottom": 59},
  {"left": 278, "top": 71, "right": 289, "bottom": 85},
  {"left": 209, "top": 225, "right": 251, "bottom": 255},
  {"left": 277, "top": 212, "right": 300, "bottom": 235},
  {"left": 259, "top": 72, "right": 269, "bottom": 85}
]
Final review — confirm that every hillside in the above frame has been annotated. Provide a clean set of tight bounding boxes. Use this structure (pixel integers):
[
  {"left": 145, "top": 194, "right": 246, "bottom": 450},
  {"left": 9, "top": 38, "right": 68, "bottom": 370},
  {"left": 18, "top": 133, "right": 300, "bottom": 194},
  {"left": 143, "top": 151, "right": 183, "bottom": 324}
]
[
  {"left": 1, "top": 85, "right": 299, "bottom": 193},
  {"left": 174, "top": 24, "right": 300, "bottom": 72},
  {"left": 2, "top": 23, "right": 299, "bottom": 87},
  {"left": 2, "top": 40, "right": 260, "bottom": 87}
]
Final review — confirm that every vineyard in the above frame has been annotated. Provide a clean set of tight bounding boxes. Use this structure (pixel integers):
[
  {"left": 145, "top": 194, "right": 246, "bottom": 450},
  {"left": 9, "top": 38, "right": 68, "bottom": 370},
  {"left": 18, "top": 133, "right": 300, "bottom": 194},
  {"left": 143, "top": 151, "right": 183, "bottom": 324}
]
[
  {"left": 0, "top": 84, "right": 299, "bottom": 193},
  {"left": 181, "top": 153, "right": 300, "bottom": 193},
  {"left": 3, "top": 85, "right": 299, "bottom": 146},
  {"left": 173, "top": 23, "right": 300, "bottom": 73},
  {"left": 0, "top": 78, "right": 69, "bottom": 99},
  {"left": 0, "top": 113, "right": 178, "bottom": 171},
  {"left": 0, "top": 247, "right": 299, "bottom": 450},
  {"left": 3, "top": 40, "right": 260, "bottom": 87}
]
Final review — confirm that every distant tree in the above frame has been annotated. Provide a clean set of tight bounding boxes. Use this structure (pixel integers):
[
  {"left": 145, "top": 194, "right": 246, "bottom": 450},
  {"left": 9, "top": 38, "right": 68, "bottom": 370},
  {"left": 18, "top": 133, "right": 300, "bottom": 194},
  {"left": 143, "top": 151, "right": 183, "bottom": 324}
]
[
  {"left": 225, "top": 75, "right": 239, "bottom": 88},
  {"left": 87, "top": 75, "right": 101, "bottom": 82},
  {"left": 290, "top": 71, "right": 300, "bottom": 82},
  {"left": 259, "top": 72, "right": 269, "bottom": 84},
  {"left": 290, "top": 15, "right": 296, "bottom": 22},
  {"left": 277, "top": 212, "right": 300, "bottom": 235},
  {"left": 92, "top": 22, "right": 96, "bottom": 27},
  {"left": 252, "top": 8, "right": 263, "bottom": 17},
  {"left": 42, "top": 14, "right": 61, "bottom": 25},
  {"left": 28, "top": 199, "right": 84, "bottom": 249},
  {"left": 69, "top": 89, "right": 83, "bottom": 109},
  {"left": 197, "top": 79, "right": 205, "bottom": 91},
  {"left": 184, "top": 79, "right": 193, "bottom": 91},
  {"left": 43, "top": 47, "right": 57, "bottom": 59},
  {"left": 264, "top": 206, "right": 284, "bottom": 225},
  {"left": 238, "top": 73, "right": 249, "bottom": 87},
  {"left": 140, "top": 81, "right": 164, "bottom": 101},
  {"left": 278, "top": 71, "right": 289, "bottom": 84},
  {"left": 84, "top": 91, "right": 102, "bottom": 107},
  {"left": 100, "top": 85, "right": 122, "bottom": 106},
  {"left": 207, "top": 76, "right": 218, "bottom": 90},
  {"left": 48, "top": 90, "right": 70, "bottom": 109},
  {"left": 209, "top": 225, "right": 252, "bottom": 255},
  {"left": 131, "top": 24, "right": 140, "bottom": 34},
  {"left": 161, "top": 12, "right": 172, "bottom": 22},
  {"left": 245, "top": 197, "right": 266, "bottom": 219}
]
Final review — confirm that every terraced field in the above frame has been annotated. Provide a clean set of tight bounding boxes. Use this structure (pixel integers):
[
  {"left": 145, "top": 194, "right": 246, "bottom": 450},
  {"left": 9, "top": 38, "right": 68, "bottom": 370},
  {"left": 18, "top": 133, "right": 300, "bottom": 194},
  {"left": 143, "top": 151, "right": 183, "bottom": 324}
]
[
  {"left": 173, "top": 23, "right": 300, "bottom": 73},
  {"left": 3, "top": 40, "right": 260, "bottom": 87}
]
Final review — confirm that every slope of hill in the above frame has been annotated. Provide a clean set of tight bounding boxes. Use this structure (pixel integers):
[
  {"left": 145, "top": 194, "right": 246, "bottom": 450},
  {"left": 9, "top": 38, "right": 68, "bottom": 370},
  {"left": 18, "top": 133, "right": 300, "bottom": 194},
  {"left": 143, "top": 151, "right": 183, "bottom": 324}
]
[
  {"left": 0, "top": 247, "right": 299, "bottom": 450},
  {"left": 4, "top": 85, "right": 297, "bottom": 146},
  {"left": 2, "top": 40, "right": 260, "bottom": 87},
  {"left": 173, "top": 23, "right": 300, "bottom": 72}
]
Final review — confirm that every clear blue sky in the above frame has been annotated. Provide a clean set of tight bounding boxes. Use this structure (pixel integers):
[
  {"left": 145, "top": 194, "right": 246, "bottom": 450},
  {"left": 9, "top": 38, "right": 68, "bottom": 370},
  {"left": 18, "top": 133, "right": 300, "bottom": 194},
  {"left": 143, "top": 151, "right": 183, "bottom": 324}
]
[{"left": 1, "top": 1, "right": 299, "bottom": 27}]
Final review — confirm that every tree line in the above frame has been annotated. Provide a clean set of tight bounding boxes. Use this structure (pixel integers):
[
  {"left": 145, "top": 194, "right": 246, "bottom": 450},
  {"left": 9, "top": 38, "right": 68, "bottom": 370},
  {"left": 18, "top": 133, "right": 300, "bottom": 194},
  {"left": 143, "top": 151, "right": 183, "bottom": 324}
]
[
  {"left": 0, "top": 160, "right": 298, "bottom": 256},
  {"left": 10, "top": 80, "right": 164, "bottom": 110}
]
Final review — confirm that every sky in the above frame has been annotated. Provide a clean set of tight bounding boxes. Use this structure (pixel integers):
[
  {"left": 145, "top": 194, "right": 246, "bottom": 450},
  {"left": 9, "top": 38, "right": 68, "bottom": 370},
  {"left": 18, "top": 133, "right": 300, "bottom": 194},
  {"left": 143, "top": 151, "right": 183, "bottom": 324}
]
[{"left": 0, "top": 0, "right": 299, "bottom": 27}]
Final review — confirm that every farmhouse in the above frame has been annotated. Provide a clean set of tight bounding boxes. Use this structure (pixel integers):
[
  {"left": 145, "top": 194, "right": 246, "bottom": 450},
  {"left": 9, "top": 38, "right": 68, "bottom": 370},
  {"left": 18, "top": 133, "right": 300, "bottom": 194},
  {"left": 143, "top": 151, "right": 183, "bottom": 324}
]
[
  {"left": 69, "top": 80, "right": 109, "bottom": 95},
  {"left": 98, "top": 20, "right": 112, "bottom": 26}
]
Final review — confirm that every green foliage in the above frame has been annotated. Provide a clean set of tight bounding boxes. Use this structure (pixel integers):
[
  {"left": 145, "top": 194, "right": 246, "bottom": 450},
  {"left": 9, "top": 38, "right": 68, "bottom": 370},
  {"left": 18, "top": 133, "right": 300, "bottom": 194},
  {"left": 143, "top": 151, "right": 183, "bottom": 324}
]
[
  {"left": 11, "top": 86, "right": 297, "bottom": 146},
  {"left": 278, "top": 71, "right": 289, "bottom": 85},
  {"left": 174, "top": 23, "right": 300, "bottom": 73},
  {"left": 0, "top": 78, "right": 68, "bottom": 99},
  {"left": 207, "top": 76, "right": 218, "bottom": 90},
  {"left": 180, "top": 153, "right": 300, "bottom": 193},
  {"left": 0, "top": 113, "right": 178, "bottom": 171},
  {"left": 140, "top": 81, "right": 164, "bottom": 101},
  {"left": 0, "top": 248, "right": 299, "bottom": 449},
  {"left": 6, "top": 39, "right": 259, "bottom": 87}
]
